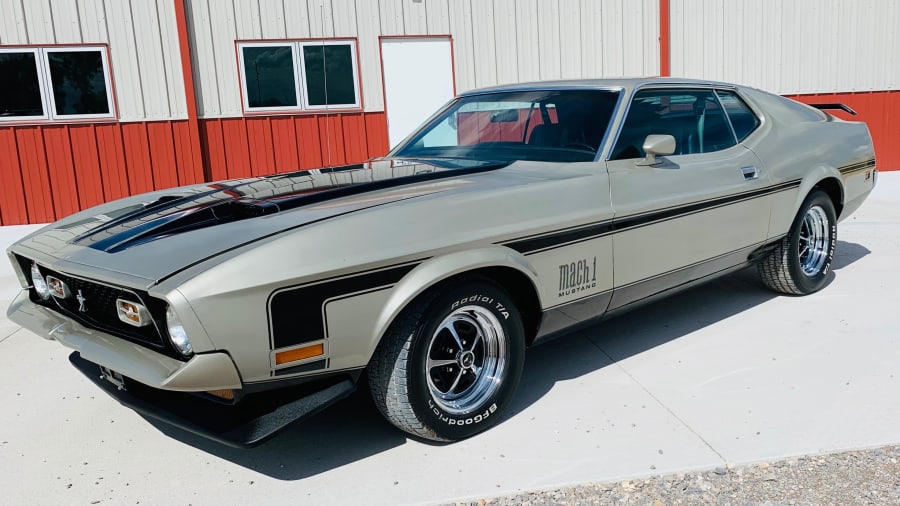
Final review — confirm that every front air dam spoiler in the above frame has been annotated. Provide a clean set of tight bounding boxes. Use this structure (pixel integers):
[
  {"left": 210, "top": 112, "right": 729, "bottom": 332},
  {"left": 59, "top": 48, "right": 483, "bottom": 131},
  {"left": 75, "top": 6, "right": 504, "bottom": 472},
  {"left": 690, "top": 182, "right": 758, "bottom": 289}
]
[{"left": 70, "top": 353, "right": 356, "bottom": 448}]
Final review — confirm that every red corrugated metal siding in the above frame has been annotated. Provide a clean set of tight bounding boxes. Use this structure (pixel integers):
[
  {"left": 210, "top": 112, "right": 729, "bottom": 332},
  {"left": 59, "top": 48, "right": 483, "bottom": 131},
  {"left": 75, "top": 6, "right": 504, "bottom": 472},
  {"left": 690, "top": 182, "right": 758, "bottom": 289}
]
[
  {"left": 788, "top": 90, "right": 900, "bottom": 172},
  {"left": 0, "top": 112, "right": 389, "bottom": 225},
  {"left": 0, "top": 129, "right": 29, "bottom": 224}
]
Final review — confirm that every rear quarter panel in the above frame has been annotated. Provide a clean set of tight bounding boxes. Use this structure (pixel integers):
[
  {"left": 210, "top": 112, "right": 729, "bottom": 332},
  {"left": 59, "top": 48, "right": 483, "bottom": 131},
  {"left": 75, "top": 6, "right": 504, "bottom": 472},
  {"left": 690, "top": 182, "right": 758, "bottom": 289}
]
[{"left": 739, "top": 88, "right": 876, "bottom": 237}]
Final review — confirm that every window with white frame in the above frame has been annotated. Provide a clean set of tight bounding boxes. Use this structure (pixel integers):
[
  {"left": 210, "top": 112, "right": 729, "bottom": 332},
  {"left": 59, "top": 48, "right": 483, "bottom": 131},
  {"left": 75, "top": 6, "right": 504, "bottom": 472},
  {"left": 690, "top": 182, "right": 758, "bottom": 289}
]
[
  {"left": 0, "top": 45, "right": 115, "bottom": 122},
  {"left": 237, "top": 40, "right": 360, "bottom": 113}
]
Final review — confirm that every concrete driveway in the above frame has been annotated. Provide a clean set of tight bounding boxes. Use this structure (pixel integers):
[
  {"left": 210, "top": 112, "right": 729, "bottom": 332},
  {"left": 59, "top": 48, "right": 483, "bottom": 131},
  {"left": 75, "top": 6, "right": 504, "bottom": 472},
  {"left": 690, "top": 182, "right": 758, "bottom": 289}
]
[{"left": 2, "top": 173, "right": 898, "bottom": 505}]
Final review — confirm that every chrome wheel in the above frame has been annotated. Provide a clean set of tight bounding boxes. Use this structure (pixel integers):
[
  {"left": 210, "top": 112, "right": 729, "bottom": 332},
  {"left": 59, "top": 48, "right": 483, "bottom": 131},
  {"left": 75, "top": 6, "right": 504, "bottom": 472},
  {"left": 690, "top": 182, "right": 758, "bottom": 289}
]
[
  {"left": 425, "top": 305, "right": 506, "bottom": 415},
  {"left": 799, "top": 205, "right": 830, "bottom": 276}
]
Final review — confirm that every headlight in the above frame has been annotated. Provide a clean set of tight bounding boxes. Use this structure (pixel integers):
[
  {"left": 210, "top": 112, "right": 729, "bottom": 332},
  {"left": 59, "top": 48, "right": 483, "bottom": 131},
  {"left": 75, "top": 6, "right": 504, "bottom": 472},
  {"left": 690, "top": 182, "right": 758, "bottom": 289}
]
[
  {"left": 166, "top": 305, "right": 193, "bottom": 356},
  {"left": 30, "top": 263, "right": 50, "bottom": 300}
]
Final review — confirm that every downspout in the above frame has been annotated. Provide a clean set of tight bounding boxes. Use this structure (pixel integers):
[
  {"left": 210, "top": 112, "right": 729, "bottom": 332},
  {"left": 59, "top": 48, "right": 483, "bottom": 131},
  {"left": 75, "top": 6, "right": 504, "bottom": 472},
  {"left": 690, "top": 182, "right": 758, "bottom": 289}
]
[
  {"left": 173, "top": 0, "right": 209, "bottom": 183},
  {"left": 659, "top": 0, "right": 671, "bottom": 77}
]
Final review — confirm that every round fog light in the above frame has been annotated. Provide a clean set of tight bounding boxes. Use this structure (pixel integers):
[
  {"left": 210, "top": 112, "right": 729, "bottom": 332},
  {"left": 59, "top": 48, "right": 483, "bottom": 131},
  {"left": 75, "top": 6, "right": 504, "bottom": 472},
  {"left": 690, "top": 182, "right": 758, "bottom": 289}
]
[{"left": 30, "top": 263, "right": 50, "bottom": 300}]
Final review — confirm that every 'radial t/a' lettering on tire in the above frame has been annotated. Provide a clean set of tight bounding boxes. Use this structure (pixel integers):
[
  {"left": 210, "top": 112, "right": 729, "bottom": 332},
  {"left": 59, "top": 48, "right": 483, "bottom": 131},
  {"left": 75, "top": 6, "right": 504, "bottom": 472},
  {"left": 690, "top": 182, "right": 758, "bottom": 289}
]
[
  {"left": 368, "top": 277, "right": 525, "bottom": 442},
  {"left": 759, "top": 190, "right": 837, "bottom": 295}
]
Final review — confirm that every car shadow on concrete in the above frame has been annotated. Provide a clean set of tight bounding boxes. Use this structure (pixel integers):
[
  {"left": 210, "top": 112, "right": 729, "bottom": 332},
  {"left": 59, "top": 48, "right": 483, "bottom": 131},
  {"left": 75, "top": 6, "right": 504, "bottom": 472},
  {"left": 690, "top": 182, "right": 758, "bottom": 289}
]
[{"left": 150, "top": 240, "right": 869, "bottom": 480}]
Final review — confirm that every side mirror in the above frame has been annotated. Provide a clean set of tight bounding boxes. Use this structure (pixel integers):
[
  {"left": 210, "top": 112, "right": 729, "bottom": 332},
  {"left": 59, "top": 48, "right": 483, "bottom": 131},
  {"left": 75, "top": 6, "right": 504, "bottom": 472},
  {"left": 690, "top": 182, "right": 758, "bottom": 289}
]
[{"left": 635, "top": 134, "right": 676, "bottom": 166}]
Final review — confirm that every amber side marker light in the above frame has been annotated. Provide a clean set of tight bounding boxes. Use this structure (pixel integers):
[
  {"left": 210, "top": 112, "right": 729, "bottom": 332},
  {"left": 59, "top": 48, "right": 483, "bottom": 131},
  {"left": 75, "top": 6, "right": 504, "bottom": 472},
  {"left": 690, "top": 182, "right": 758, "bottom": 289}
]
[
  {"left": 206, "top": 389, "right": 235, "bottom": 401},
  {"left": 275, "top": 343, "right": 324, "bottom": 365}
]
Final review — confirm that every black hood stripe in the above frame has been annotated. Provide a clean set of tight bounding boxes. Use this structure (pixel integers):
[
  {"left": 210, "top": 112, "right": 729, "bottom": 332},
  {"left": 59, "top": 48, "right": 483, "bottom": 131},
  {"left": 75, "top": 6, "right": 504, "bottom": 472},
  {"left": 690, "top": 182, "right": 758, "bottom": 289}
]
[{"left": 74, "top": 160, "right": 510, "bottom": 253}]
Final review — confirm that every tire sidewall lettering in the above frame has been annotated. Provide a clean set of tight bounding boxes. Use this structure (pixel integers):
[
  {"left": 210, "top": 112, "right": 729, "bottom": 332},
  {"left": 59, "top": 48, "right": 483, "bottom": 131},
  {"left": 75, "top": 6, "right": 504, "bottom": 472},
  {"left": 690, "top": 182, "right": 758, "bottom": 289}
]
[
  {"left": 408, "top": 280, "right": 525, "bottom": 440},
  {"left": 428, "top": 398, "right": 498, "bottom": 426}
]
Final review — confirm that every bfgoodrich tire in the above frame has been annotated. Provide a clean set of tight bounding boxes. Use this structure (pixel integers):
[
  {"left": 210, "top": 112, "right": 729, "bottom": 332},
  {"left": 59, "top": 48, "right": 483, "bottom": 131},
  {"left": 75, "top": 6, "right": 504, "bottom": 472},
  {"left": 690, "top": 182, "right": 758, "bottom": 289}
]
[
  {"left": 368, "top": 277, "right": 525, "bottom": 442},
  {"left": 759, "top": 190, "right": 837, "bottom": 295}
]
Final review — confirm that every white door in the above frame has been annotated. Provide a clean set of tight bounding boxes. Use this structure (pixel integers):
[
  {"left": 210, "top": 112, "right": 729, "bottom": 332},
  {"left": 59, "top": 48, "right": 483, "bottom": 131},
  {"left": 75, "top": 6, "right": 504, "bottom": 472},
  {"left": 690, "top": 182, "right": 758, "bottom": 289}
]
[{"left": 381, "top": 37, "right": 455, "bottom": 149}]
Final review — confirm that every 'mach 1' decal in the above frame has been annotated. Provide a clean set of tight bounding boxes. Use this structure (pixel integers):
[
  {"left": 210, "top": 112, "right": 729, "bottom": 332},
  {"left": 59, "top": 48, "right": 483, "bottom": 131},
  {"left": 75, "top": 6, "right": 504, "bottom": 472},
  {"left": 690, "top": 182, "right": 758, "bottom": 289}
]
[{"left": 558, "top": 256, "right": 597, "bottom": 297}]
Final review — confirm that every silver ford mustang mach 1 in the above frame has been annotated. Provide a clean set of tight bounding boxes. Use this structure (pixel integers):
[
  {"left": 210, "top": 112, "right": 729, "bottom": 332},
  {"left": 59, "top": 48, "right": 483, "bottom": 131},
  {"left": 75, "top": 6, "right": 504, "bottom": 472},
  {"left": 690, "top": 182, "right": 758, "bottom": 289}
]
[{"left": 7, "top": 78, "right": 876, "bottom": 446}]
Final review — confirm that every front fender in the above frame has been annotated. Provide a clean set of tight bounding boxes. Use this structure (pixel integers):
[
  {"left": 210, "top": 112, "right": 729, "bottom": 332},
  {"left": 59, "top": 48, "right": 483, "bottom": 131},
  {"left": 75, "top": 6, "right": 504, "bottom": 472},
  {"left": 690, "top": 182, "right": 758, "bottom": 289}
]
[{"left": 372, "top": 246, "right": 541, "bottom": 352}]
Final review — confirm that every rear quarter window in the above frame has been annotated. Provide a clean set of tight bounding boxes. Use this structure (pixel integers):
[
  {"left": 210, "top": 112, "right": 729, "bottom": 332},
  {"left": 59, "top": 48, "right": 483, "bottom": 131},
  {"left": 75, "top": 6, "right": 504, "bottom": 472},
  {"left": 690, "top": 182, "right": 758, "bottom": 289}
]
[{"left": 716, "top": 90, "right": 760, "bottom": 141}]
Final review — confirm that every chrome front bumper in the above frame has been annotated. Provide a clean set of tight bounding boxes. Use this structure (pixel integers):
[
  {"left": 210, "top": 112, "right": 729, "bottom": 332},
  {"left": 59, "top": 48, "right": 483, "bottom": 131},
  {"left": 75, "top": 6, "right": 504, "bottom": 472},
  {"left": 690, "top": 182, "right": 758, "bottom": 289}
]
[{"left": 7, "top": 290, "right": 242, "bottom": 391}]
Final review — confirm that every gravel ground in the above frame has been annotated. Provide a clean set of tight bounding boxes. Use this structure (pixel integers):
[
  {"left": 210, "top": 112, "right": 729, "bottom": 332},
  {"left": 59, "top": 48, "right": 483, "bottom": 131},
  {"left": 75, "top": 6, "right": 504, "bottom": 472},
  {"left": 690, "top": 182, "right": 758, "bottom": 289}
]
[{"left": 452, "top": 445, "right": 900, "bottom": 506}]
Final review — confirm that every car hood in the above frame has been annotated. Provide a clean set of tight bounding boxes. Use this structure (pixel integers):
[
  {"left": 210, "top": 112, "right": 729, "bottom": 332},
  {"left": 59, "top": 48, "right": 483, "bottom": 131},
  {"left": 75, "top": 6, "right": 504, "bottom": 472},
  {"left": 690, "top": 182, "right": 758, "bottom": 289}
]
[{"left": 11, "top": 158, "right": 522, "bottom": 287}]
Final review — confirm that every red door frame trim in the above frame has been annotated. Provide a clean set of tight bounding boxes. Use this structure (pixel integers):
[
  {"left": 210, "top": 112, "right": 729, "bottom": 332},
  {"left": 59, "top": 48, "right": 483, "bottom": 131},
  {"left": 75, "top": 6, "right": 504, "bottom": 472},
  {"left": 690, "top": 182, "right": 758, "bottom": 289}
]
[
  {"left": 659, "top": 0, "right": 671, "bottom": 76},
  {"left": 173, "top": 0, "right": 207, "bottom": 181}
]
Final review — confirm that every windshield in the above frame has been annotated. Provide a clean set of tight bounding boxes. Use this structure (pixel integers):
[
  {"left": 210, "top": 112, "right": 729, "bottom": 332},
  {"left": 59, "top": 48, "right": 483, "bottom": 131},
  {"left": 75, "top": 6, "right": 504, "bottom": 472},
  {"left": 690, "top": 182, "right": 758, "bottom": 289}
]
[{"left": 391, "top": 89, "right": 620, "bottom": 163}]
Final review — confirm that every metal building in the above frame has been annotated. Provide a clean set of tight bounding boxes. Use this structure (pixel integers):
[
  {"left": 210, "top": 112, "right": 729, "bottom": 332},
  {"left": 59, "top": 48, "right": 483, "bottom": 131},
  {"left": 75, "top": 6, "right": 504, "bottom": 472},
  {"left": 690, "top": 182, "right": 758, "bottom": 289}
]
[{"left": 0, "top": 0, "right": 896, "bottom": 225}]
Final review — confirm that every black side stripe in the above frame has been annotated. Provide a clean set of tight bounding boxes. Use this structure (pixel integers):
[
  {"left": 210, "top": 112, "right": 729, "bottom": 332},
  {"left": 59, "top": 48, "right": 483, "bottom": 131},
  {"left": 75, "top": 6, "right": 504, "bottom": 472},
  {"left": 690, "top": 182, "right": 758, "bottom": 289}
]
[
  {"left": 838, "top": 158, "right": 876, "bottom": 175},
  {"left": 503, "top": 179, "right": 801, "bottom": 255},
  {"left": 267, "top": 261, "right": 422, "bottom": 350}
]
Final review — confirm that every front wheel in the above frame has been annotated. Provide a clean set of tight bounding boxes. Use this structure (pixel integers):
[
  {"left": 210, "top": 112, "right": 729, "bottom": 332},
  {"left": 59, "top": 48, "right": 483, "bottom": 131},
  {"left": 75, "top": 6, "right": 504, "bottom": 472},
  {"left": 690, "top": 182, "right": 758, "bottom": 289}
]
[
  {"left": 759, "top": 190, "right": 837, "bottom": 294},
  {"left": 368, "top": 277, "right": 525, "bottom": 442}
]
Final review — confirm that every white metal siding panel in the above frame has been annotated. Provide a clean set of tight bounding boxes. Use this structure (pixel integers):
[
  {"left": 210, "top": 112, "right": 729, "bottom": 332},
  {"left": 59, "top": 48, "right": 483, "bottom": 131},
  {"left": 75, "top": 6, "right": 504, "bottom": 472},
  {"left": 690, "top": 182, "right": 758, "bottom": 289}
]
[
  {"left": 425, "top": 0, "right": 450, "bottom": 34},
  {"left": 49, "top": 0, "right": 81, "bottom": 43},
  {"left": 131, "top": 0, "right": 173, "bottom": 120},
  {"left": 258, "top": 0, "right": 287, "bottom": 38},
  {"left": 77, "top": 0, "right": 110, "bottom": 43},
  {"left": 378, "top": 0, "right": 404, "bottom": 36},
  {"left": 332, "top": 0, "right": 359, "bottom": 37},
  {"left": 579, "top": 0, "right": 603, "bottom": 77},
  {"left": 307, "top": 0, "right": 336, "bottom": 38},
  {"left": 448, "top": 0, "right": 476, "bottom": 93},
  {"left": 233, "top": 0, "right": 262, "bottom": 39},
  {"left": 104, "top": 0, "right": 146, "bottom": 120},
  {"left": 0, "top": 0, "right": 29, "bottom": 43},
  {"left": 537, "top": 0, "right": 561, "bottom": 80},
  {"left": 207, "top": 0, "right": 242, "bottom": 117},
  {"left": 492, "top": 0, "right": 518, "bottom": 85},
  {"left": 283, "top": 0, "right": 312, "bottom": 38},
  {"left": 22, "top": 0, "right": 55, "bottom": 43},
  {"left": 186, "top": 0, "right": 220, "bottom": 115},
  {"left": 514, "top": 0, "right": 540, "bottom": 82},
  {"left": 154, "top": 0, "right": 187, "bottom": 120},
  {"left": 671, "top": 0, "right": 900, "bottom": 94},
  {"left": 558, "top": 0, "right": 582, "bottom": 79},
  {"left": 621, "top": 0, "right": 647, "bottom": 76},
  {"left": 402, "top": 0, "right": 427, "bottom": 35},
  {"left": 470, "top": 0, "right": 497, "bottom": 87},
  {"left": 599, "top": 0, "right": 624, "bottom": 76},
  {"left": 641, "top": 0, "right": 660, "bottom": 76},
  {"left": 355, "top": 0, "right": 382, "bottom": 111}
]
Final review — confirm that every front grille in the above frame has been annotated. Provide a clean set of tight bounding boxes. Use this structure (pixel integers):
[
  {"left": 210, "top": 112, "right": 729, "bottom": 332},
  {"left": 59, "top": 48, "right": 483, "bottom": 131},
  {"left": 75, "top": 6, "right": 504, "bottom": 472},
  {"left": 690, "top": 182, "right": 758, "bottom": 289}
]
[{"left": 20, "top": 258, "right": 180, "bottom": 358}]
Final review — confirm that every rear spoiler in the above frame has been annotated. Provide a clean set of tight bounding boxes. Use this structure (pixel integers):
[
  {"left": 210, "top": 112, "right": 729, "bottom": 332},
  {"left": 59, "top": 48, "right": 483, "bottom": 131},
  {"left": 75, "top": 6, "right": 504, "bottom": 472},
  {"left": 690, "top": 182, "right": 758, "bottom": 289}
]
[{"left": 809, "top": 103, "right": 858, "bottom": 115}]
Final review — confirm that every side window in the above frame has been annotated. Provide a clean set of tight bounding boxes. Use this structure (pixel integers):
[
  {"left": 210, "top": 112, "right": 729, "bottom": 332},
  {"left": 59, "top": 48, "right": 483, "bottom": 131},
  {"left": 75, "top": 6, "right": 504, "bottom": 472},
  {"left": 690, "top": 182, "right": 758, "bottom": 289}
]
[
  {"left": 716, "top": 90, "right": 760, "bottom": 141},
  {"left": 0, "top": 46, "right": 115, "bottom": 122},
  {"left": 0, "top": 50, "right": 45, "bottom": 119},
  {"left": 238, "top": 40, "right": 361, "bottom": 113},
  {"left": 611, "top": 89, "right": 737, "bottom": 160}
]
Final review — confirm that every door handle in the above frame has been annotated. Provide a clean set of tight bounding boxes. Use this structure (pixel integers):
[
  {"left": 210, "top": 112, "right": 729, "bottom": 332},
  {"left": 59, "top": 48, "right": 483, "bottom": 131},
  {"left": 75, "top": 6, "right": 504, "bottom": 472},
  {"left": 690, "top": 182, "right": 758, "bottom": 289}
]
[{"left": 741, "top": 166, "right": 759, "bottom": 180}]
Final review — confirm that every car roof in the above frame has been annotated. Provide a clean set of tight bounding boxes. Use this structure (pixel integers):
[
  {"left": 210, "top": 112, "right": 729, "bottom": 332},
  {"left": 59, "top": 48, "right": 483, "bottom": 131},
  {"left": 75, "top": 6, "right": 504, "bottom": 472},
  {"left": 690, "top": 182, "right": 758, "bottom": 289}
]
[{"left": 457, "top": 77, "right": 739, "bottom": 97}]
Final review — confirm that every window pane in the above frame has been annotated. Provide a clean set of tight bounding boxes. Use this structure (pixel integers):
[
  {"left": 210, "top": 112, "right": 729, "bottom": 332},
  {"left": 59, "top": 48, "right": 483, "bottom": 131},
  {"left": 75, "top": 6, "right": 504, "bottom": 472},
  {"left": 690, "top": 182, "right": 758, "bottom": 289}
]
[
  {"left": 303, "top": 44, "right": 357, "bottom": 106},
  {"left": 0, "top": 52, "right": 44, "bottom": 117},
  {"left": 242, "top": 45, "right": 298, "bottom": 108},
  {"left": 47, "top": 50, "right": 110, "bottom": 116},
  {"left": 612, "top": 89, "right": 736, "bottom": 159},
  {"left": 717, "top": 90, "right": 760, "bottom": 141}
]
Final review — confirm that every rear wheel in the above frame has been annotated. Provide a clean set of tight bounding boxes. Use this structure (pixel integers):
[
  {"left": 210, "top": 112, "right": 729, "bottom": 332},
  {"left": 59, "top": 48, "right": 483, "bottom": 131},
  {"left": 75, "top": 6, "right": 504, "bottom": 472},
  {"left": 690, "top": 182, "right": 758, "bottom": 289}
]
[
  {"left": 368, "top": 277, "right": 525, "bottom": 442},
  {"left": 759, "top": 190, "right": 837, "bottom": 295}
]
